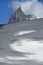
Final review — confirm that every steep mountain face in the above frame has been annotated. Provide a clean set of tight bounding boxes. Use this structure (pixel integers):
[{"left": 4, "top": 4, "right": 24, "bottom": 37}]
[
  {"left": 14, "top": 7, "right": 26, "bottom": 22},
  {"left": 9, "top": 7, "right": 37, "bottom": 24},
  {"left": 9, "top": 7, "right": 26, "bottom": 23}
]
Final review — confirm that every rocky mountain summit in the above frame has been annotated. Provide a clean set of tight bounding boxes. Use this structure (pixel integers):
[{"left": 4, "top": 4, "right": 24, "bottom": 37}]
[{"left": 9, "top": 7, "right": 37, "bottom": 23}]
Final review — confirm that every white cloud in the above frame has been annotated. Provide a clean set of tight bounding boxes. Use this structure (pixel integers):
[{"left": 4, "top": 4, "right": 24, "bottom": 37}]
[{"left": 10, "top": 0, "right": 43, "bottom": 18}]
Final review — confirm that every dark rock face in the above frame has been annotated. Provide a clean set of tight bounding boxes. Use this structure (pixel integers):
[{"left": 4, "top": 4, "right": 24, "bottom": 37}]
[
  {"left": 0, "top": 24, "right": 4, "bottom": 29},
  {"left": 0, "top": 24, "right": 3, "bottom": 27},
  {"left": 9, "top": 7, "right": 36, "bottom": 24}
]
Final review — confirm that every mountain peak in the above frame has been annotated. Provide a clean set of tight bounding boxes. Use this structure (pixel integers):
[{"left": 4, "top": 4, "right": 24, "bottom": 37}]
[
  {"left": 9, "top": 7, "right": 37, "bottom": 24},
  {"left": 15, "top": 7, "right": 25, "bottom": 16},
  {"left": 16, "top": 7, "right": 21, "bottom": 12}
]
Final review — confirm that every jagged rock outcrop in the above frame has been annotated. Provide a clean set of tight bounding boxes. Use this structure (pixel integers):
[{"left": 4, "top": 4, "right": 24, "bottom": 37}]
[
  {"left": 9, "top": 7, "right": 26, "bottom": 23},
  {"left": 26, "top": 15, "right": 37, "bottom": 20},
  {"left": 9, "top": 7, "right": 37, "bottom": 24}
]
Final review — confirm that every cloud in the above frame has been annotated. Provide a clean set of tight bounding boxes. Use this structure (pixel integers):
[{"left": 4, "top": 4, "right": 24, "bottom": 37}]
[{"left": 9, "top": 0, "right": 43, "bottom": 18}]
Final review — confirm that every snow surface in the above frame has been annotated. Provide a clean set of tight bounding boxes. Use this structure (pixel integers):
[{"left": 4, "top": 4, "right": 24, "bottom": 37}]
[{"left": 0, "top": 19, "right": 43, "bottom": 65}]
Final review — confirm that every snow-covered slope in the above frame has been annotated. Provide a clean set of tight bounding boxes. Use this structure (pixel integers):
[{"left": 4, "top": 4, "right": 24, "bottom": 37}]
[{"left": 0, "top": 18, "right": 43, "bottom": 65}]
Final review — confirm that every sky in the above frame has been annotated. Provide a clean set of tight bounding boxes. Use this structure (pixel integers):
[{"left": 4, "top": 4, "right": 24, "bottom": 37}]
[{"left": 0, "top": 0, "right": 43, "bottom": 24}]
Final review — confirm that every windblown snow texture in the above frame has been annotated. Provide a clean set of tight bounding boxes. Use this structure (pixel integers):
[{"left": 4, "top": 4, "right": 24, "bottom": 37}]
[{"left": 0, "top": 18, "right": 43, "bottom": 65}]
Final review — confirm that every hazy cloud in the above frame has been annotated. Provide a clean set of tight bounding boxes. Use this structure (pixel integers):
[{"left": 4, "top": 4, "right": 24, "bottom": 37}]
[{"left": 9, "top": 0, "right": 43, "bottom": 18}]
